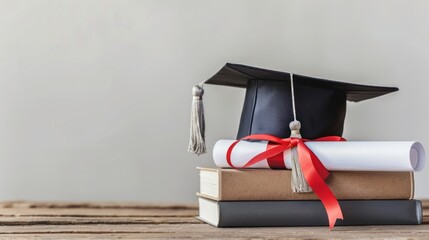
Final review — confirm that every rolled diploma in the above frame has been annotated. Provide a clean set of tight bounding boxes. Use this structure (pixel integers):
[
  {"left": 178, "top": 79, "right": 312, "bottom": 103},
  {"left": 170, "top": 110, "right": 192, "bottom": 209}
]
[{"left": 213, "top": 140, "right": 426, "bottom": 171}]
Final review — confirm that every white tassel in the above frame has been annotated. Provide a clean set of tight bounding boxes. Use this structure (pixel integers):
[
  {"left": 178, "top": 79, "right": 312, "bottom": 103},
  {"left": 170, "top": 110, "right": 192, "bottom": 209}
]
[
  {"left": 188, "top": 85, "right": 206, "bottom": 155},
  {"left": 290, "top": 120, "right": 312, "bottom": 193}
]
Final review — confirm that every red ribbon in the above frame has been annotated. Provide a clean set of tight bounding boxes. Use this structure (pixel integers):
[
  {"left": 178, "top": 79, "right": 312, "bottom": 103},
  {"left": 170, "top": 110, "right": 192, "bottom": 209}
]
[{"left": 226, "top": 134, "right": 345, "bottom": 229}]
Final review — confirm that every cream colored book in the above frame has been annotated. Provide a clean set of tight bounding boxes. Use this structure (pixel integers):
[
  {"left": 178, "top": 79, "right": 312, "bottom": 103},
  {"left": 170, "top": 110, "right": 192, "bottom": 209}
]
[{"left": 197, "top": 167, "right": 414, "bottom": 201}]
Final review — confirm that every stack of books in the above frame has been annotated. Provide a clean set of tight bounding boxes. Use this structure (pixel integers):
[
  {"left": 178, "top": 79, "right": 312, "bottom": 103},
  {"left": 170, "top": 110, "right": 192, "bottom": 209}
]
[
  {"left": 197, "top": 167, "right": 422, "bottom": 227},
  {"left": 190, "top": 63, "right": 425, "bottom": 228}
]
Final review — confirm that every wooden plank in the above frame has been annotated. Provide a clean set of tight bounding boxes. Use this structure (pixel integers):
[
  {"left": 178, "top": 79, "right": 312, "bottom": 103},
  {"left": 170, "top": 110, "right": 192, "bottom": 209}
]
[
  {"left": 0, "top": 208, "right": 197, "bottom": 217},
  {"left": 0, "top": 224, "right": 428, "bottom": 239},
  {"left": 1, "top": 234, "right": 415, "bottom": 240},
  {"left": 0, "top": 201, "right": 197, "bottom": 210},
  {"left": 0, "top": 216, "right": 200, "bottom": 226},
  {"left": 0, "top": 235, "right": 287, "bottom": 240},
  {"left": 0, "top": 201, "right": 198, "bottom": 218}
]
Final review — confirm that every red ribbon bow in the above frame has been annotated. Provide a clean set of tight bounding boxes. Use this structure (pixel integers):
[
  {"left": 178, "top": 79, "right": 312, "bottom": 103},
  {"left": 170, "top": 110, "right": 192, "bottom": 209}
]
[{"left": 226, "top": 134, "right": 346, "bottom": 229}]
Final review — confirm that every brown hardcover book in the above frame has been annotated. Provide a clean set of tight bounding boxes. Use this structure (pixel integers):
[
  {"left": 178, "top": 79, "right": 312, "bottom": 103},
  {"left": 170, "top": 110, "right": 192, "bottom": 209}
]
[{"left": 197, "top": 167, "right": 414, "bottom": 201}]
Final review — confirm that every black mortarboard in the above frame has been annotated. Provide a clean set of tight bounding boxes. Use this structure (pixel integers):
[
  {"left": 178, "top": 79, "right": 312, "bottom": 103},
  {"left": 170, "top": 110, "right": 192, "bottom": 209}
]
[{"left": 188, "top": 63, "right": 398, "bottom": 155}]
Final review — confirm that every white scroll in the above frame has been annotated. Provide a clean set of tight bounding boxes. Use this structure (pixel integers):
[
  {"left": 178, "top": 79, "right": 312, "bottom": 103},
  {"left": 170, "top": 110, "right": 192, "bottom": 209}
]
[{"left": 213, "top": 140, "right": 426, "bottom": 171}]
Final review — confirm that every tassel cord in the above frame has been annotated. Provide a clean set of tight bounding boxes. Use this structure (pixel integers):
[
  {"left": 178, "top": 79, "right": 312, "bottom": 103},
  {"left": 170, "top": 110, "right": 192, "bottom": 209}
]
[{"left": 289, "top": 73, "right": 312, "bottom": 193}]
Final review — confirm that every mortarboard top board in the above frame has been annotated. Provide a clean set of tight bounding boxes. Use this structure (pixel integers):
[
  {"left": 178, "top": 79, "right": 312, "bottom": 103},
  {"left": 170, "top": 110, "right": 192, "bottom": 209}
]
[
  {"left": 203, "top": 63, "right": 398, "bottom": 140},
  {"left": 205, "top": 63, "right": 398, "bottom": 102}
]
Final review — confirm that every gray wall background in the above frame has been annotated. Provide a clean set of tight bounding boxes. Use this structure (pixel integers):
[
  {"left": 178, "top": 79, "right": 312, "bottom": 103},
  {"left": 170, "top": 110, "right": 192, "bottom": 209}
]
[{"left": 0, "top": 0, "right": 428, "bottom": 203}]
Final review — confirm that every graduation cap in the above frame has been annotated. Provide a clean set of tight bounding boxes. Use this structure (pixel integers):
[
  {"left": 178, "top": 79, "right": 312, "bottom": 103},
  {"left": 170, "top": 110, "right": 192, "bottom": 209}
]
[{"left": 188, "top": 63, "right": 398, "bottom": 156}]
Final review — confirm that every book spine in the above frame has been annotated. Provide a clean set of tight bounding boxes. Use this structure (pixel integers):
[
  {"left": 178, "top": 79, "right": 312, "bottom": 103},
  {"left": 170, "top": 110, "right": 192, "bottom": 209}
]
[{"left": 217, "top": 200, "right": 422, "bottom": 227}]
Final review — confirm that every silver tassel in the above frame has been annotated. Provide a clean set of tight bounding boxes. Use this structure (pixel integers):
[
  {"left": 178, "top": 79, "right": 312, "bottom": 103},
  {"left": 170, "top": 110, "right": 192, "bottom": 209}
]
[
  {"left": 188, "top": 85, "right": 206, "bottom": 155},
  {"left": 290, "top": 120, "right": 312, "bottom": 193}
]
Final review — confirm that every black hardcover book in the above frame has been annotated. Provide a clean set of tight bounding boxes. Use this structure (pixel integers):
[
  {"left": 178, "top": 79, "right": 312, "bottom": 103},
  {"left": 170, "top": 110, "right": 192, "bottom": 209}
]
[{"left": 198, "top": 197, "right": 422, "bottom": 227}]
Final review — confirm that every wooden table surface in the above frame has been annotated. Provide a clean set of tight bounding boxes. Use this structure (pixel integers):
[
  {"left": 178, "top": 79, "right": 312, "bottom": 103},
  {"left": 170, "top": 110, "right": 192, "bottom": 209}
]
[{"left": 0, "top": 201, "right": 426, "bottom": 239}]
